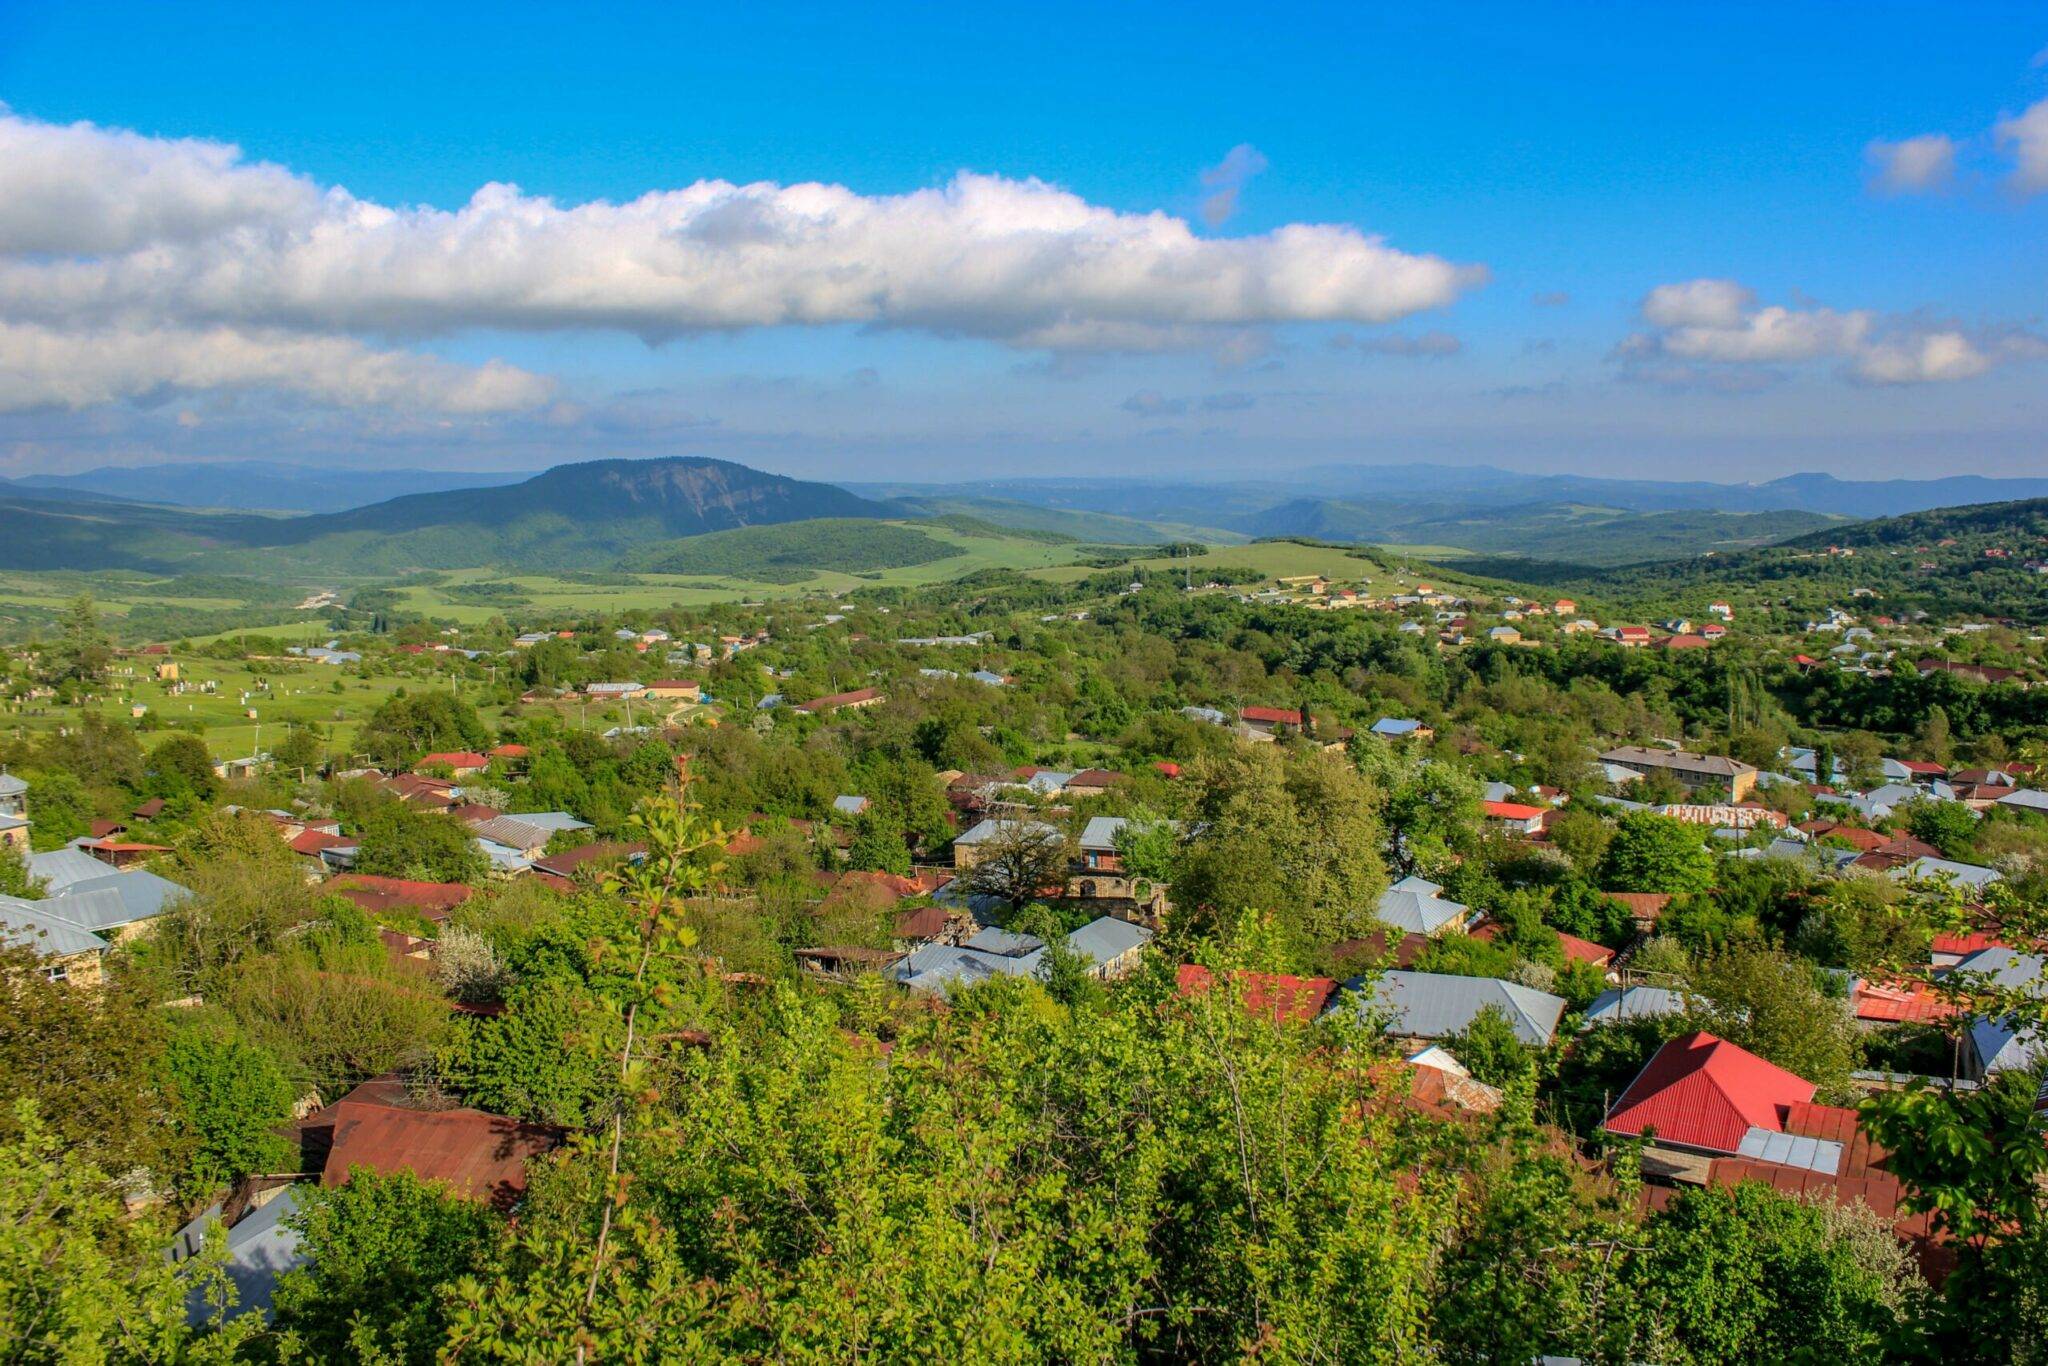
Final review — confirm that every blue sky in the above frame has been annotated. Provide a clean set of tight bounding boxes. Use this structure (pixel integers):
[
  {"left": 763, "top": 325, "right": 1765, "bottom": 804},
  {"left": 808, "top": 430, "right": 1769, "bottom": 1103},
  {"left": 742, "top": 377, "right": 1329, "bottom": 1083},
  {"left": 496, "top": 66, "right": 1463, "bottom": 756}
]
[{"left": 0, "top": 2, "right": 2042, "bottom": 481}]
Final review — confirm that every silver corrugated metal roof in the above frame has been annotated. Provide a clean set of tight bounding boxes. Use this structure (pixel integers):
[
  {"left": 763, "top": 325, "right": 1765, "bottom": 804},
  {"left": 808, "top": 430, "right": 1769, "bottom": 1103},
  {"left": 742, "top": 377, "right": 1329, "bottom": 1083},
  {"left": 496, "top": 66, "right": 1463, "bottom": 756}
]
[
  {"left": 0, "top": 899, "right": 108, "bottom": 957},
  {"left": 26, "top": 846, "right": 114, "bottom": 892},
  {"left": 1065, "top": 916, "right": 1151, "bottom": 966},
  {"left": 1339, "top": 971, "right": 1566, "bottom": 1046},
  {"left": 1375, "top": 886, "right": 1468, "bottom": 936}
]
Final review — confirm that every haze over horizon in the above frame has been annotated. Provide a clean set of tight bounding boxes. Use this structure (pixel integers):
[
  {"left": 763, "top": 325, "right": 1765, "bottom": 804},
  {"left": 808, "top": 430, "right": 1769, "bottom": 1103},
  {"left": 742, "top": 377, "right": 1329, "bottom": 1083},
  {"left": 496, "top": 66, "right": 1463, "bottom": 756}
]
[{"left": 1, "top": 3, "right": 2043, "bottom": 483}]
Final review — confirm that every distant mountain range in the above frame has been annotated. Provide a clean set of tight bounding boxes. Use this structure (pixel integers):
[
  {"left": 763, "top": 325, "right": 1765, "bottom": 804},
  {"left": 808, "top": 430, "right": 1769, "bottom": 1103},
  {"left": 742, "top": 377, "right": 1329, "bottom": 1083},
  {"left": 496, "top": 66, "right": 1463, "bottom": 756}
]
[
  {"left": 9, "top": 461, "right": 527, "bottom": 512},
  {"left": 0, "top": 457, "right": 892, "bottom": 573},
  {"left": 851, "top": 466, "right": 2048, "bottom": 565},
  {"left": 4, "top": 454, "right": 2044, "bottom": 578}
]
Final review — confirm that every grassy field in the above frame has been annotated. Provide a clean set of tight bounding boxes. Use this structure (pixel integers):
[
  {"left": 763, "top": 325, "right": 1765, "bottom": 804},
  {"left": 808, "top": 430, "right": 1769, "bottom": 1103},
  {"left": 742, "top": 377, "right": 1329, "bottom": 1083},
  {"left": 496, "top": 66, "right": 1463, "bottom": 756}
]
[
  {"left": 1026, "top": 539, "right": 1477, "bottom": 593},
  {"left": 394, "top": 522, "right": 1101, "bottom": 622},
  {"left": 1, "top": 656, "right": 509, "bottom": 763}
]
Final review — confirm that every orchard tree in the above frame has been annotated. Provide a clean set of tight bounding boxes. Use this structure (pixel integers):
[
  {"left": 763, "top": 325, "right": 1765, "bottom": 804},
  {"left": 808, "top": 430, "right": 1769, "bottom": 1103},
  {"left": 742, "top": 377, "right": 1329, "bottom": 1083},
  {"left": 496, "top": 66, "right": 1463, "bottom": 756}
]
[
  {"left": 163, "top": 1028, "right": 298, "bottom": 1197},
  {"left": 270, "top": 1168, "right": 498, "bottom": 1363},
  {"left": 1600, "top": 811, "right": 1716, "bottom": 896},
  {"left": 961, "top": 818, "right": 1074, "bottom": 907},
  {"left": 146, "top": 732, "right": 219, "bottom": 802},
  {"left": 1904, "top": 798, "right": 1978, "bottom": 860},
  {"left": 0, "top": 1102, "right": 258, "bottom": 1360}
]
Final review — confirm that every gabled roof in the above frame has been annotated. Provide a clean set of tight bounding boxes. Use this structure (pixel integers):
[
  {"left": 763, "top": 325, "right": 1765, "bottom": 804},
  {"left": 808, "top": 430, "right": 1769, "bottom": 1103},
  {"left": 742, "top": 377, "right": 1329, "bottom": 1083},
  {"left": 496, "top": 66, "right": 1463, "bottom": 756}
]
[
  {"left": 25, "top": 845, "right": 118, "bottom": 893},
  {"left": 1958, "top": 947, "right": 2047, "bottom": 1074},
  {"left": 1374, "top": 880, "right": 1469, "bottom": 936},
  {"left": 1065, "top": 915, "right": 1151, "bottom": 966},
  {"left": 16, "top": 868, "right": 190, "bottom": 933},
  {"left": 1240, "top": 705, "right": 1302, "bottom": 725},
  {"left": 953, "top": 817, "right": 1063, "bottom": 847},
  {"left": 1580, "top": 985, "right": 1691, "bottom": 1027},
  {"left": 0, "top": 898, "right": 109, "bottom": 957},
  {"left": 315, "top": 1087, "right": 561, "bottom": 1212},
  {"left": 1338, "top": 970, "right": 1567, "bottom": 1045},
  {"left": 418, "top": 751, "right": 488, "bottom": 769},
  {"left": 1603, "top": 1032, "right": 1816, "bottom": 1154}
]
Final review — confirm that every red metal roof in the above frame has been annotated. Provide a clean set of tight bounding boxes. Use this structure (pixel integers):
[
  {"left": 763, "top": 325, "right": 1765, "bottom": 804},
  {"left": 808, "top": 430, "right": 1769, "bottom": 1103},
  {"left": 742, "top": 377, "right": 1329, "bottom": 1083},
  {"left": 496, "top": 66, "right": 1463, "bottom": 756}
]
[
  {"left": 418, "top": 751, "right": 488, "bottom": 769},
  {"left": 1604, "top": 1032, "right": 1816, "bottom": 1154},
  {"left": 327, "top": 874, "right": 474, "bottom": 920},
  {"left": 489, "top": 743, "right": 530, "bottom": 759},
  {"left": 1932, "top": 929, "right": 2009, "bottom": 957},
  {"left": 1601, "top": 891, "right": 1671, "bottom": 923},
  {"left": 1176, "top": 964, "right": 1335, "bottom": 1023},
  {"left": 893, "top": 904, "right": 953, "bottom": 940},
  {"left": 318, "top": 1092, "right": 561, "bottom": 1212},
  {"left": 1851, "top": 978, "right": 1957, "bottom": 1024},
  {"left": 290, "top": 829, "right": 354, "bottom": 856},
  {"left": 1482, "top": 800, "right": 1546, "bottom": 821},
  {"left": 1240, "top": 705, "right": 1303, "bottom": 725}
]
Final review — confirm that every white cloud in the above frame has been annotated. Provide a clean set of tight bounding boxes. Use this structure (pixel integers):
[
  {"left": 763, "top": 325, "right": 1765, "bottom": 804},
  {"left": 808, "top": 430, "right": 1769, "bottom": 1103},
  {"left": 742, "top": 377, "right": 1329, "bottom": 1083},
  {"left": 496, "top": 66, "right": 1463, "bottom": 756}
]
[
  {"left": 1850, "top": 331, "right": 1993, "bottom": 385},
  {"left": 0, "top": 322, "right": 555, "bottom": 414},
  {"left": 0, "top": 111, "right": 1483, "bottom": 390},
  {"left": 1623, "top": 278, "right": 2043, "bottom": 386},
  {"left": 1995, "top": 97, "right": 2048, "bottom": 195},
  {"left": 1641, "top": 279, "right": 1754, "bottom": 329},
  {"left": 1199, "top": 143, "right": 1270, "bottom": 227},
  {"left": 1865, "top": 134, "right": 1957, "bottom": 194}
]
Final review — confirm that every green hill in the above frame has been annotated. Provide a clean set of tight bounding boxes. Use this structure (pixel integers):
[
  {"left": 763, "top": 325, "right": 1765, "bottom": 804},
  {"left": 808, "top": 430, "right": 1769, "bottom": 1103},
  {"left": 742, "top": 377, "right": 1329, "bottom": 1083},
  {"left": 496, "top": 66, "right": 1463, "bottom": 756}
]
[
  {"left": 1239, "top": 498, "right": 1840, "bottom": 565},
  {"left": 1451, "top": 496, "right": 2048, "bottom": 620},
  {"left": 622, "top": 519, "right": 964, "bottom": 582}
]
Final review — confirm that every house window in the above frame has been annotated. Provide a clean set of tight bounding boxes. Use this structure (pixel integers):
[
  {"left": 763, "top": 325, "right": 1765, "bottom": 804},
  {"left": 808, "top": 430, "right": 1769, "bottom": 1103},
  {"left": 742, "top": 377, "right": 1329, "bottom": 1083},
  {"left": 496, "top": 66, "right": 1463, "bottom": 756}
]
[{"left": 42, "top": 964, "right": 67, "bottom": 983}]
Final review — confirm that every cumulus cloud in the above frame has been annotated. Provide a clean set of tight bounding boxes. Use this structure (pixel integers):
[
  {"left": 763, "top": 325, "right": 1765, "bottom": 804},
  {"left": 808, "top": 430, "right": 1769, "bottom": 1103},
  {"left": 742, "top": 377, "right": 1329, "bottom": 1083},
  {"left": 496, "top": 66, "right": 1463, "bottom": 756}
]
[
  {"left": 0, "top": 322, "right": 556, "bottom": 414},
  {"left": 1995, "top": 97, "right": 2048, "bottom": 195},
  {"left": 1865, "top": 133, "right": 1957, "bottom": 194},
  {"left": 0, "top": 111, "right": 1482, "bottom": 409},
  {"left": 1640, "top": 278, "right": 1754, "bottom": 330},
  {"left": 1198, "top": 143, "right": 1270, "bottom": 227},
  {"left": 1620, "top": 278, "right": 2044, "bottom": 386}
]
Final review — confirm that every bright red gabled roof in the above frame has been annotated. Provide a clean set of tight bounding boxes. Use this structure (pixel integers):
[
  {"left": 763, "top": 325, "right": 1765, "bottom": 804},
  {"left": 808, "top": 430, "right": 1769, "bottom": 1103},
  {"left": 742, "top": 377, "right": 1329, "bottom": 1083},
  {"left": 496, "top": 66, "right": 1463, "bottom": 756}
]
[
  {"left": 1241, "top": 705, "right": 1303, "bottom": 725},
  {"left": 1482, "top": 800, "right": 1546, "bottom": 820},
  {"left": 1604, "top": 1032, "right": 1816, "bottom": 1155}
]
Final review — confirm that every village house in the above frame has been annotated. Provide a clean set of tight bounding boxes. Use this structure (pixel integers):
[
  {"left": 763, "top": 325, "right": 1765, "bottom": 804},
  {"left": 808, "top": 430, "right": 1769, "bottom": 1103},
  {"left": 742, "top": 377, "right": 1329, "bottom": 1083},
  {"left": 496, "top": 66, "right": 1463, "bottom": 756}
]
[
  {"left": 1598, "top": 745, "right": 1759, "bottom": 801},
  {"left": 417, "top": 750, "right": 489, "bottom": 778},
  {"left": 645, "top": 679, "right": 702, "bottom": 701},
  {"left": 1238, "top": 704, "right": 1303, "bottom": 738},
  {"left": 794, "top": 687, "right": 884, "bottom": 715}
]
